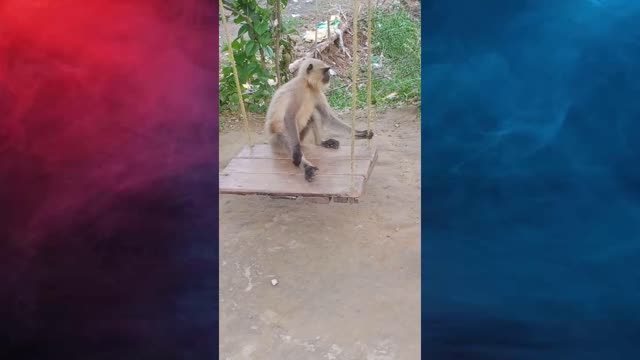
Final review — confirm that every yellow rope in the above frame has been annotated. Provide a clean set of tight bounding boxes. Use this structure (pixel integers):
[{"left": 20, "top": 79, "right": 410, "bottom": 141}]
[
  {"left": 366, "top": 0, "right": 373, "bottom": 148},
  {"left": 349, "top": 0, "right": 360, "bottom": 193},
  {"left": 314, "top": 0, "right": 319, "bottom": 45},
  {"left": 274, "top": 0, "right": 281, "bottom": 88},
  {"left": 219, "top": 0, "right": 253, "bottom": 147}
]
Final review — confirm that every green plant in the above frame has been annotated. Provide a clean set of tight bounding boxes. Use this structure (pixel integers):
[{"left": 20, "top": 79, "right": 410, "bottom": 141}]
[
  {"left": 283, "top": 16, "right": 304, "bottom": 30},
  {"left": 219, "top": 0, "right": 296, "bottom": 114},
  {"left": 326, "top": 7, "right": 421, "bottom": 111}
]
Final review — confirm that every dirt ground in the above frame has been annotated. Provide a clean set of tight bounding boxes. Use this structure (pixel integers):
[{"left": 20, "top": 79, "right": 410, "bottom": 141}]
[{"left": 219, "top": 106, "right": 421, "bottom": 359}]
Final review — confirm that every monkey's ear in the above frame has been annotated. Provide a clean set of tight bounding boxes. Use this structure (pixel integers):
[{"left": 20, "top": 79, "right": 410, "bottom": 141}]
[{"left": 306, "top": 63, "right": 314, "bottom": 73}]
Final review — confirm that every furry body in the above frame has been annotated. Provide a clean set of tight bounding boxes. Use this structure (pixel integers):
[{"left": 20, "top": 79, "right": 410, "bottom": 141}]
[{"left": 264, "top": 58, "right": 374, "bottom": 181}]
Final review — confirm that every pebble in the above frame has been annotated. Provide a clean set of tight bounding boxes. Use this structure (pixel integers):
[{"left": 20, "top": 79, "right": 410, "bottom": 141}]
[{"left": 271, "top": 279, "right": 279, "bottom": 286}]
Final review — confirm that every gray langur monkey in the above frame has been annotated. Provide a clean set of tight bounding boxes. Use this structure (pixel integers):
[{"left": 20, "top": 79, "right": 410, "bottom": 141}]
[{"left": 264, "top": 57, "right": 374, "bottom": 182}]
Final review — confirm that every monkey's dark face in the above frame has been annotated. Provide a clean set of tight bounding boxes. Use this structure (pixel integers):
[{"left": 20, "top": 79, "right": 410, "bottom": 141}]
[
  {"left": 322, "top": 67, "right": 331, "bottom": 84},
  {"left": 305, "top": 61, "right": 332, "bottom": 86}
]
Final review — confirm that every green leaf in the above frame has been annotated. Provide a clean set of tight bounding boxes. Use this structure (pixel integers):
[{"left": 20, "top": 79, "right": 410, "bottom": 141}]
[
  {"left": 256, "top": 7, "right": 270, "bottom": 18},
  {"left": 238, "top": 24, "right": 250, "bottom": 37},
  {"left": 247, "top": 63, "right": 259, "bottom": 75},
  {"left": 231, "top": 39, "right": 243, "bottom": 51},
  {"left": 255, "top": 20, "right": 269, "bottom": 35},
  {"left": 259, "top": 32, "right": 272, "bottom": 46},
  {"left": 256, "top": 67, "right": 270, "bottom": 78},
  {"left": 246, "top": 41, "right": 257, "bottom": 56},
  {"left": 234, "top": 52, "right": 246, "bottom": 64},
  {"left": 264, "top": 46, "right": 274, "bottom": 58},
  {"left": 240, "top": 64, "right": 256, "bottom": 83}
]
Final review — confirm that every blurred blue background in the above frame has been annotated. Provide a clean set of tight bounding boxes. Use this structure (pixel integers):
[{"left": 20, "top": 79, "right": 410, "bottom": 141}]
[{"left": 422, "top": 0, "right": 640, "bottom": 358}]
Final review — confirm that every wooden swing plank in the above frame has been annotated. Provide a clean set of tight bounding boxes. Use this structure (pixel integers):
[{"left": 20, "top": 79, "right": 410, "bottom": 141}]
[
  {"left": 219, "top": 173, "right": 366, "bottom": 197},
  {"left": 219, "top": 143, "right": 377, "bottom": 202},
  {"left": 235, "top": 143, "right": 374, "bottom": 160},
  {"left": 222, "top": 158, "right": 372, "bottom": 176}
]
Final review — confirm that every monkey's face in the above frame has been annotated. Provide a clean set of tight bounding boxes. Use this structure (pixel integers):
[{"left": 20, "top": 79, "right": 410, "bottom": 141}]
[
  {"left": 321, "top": 67, "right": 331, "bottom": 84},
  {"left": 304, "top": 59, "right": 332, "bottom": 88}
]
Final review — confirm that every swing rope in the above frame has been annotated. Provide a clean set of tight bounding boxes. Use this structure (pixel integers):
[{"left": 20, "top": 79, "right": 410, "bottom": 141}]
[
  {"left": 366, "top": 0, "right": 373, "bottom": 148},
  {"left": 349, "top": 0, "right": 374, "bottom": 193},
  {"left": 349, "top": 0, "right": 360, "bottom": 192},
  {"left": 219, "top": 0, "right": 253, "bottom": 147},
  {"left": 274, "top": 0, "right": 282, "bottom": 89}
]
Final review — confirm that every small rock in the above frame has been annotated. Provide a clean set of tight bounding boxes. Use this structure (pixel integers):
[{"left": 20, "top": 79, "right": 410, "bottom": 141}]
[
  {"left": 394, "top": 123, "right": 400, "bottom": 128},
  {"left": 271, "top": 279, "right": 279, "bottom": 286}
]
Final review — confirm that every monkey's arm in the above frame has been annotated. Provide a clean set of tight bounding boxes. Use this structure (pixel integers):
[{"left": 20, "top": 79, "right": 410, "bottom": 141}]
[
  {"left": 283, "top": 111, "right": 303, "bottom": 166},
  {"left": 284, "top": 110, "right": 319, "bottom": 181},
  {"left": 315, "top": 102, "right": 374, "bottom": 139}
]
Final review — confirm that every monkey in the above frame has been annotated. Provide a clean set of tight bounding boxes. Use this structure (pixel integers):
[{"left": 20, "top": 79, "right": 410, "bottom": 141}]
[{"left": 264, "top": 57, "right": 374, "bottom": 182}]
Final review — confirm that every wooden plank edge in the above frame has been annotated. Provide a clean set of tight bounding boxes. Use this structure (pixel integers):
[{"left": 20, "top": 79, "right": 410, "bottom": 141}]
[
  {"left": 235, "top": 145, "right": 375, "bottom": 160},
  {"left": 266, "top": 196, "right": 334, "bottom": 204},
  {"left": 220, "top": 193, "right": 360, "bottom": 204},
  {"left": 218, "top": 186, "right": 363, "bottom": 198},
  {"left": 219, "top": 193, "right": 362, "bottom": 204},
  {"left": 220, "top": 158, "right": 372, "bottom": 177},
  {"left": 218, "top": 175, "right": 365, "bottom": 199},
  {"left": 234, "top": 154, "right": 374, "bottom": 160}
]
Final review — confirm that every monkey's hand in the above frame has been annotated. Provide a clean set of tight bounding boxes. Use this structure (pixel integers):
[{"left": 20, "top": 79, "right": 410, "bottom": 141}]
[
  {"left": 355, "top": 130, "right": 374, "bottom": 139},
  {"left": 303, "top": 164, "right": 319, "bottom": 182}
]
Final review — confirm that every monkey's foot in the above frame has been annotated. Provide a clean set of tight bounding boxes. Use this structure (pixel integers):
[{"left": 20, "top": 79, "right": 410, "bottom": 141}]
[
  {"left": 303, "top": 164, "right": 319, "bottom": 182},
  {"left": 321, "top": 139, "right": 340, "bottom": 149},
  {"left": 356, "top": 130, "right": 374, "bottom": 139}
]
